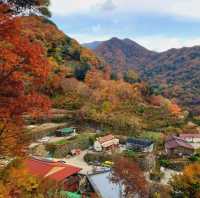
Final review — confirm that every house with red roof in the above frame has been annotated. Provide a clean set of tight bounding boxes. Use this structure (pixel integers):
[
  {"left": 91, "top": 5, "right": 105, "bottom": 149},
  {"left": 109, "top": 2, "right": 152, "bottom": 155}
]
[
  {"left": 165, "top": 135, "right": 194, "bottom": 156},
  {"left": 25, "top": 158, "right": 81, "bottom": 191},
  {"left": 94, "top": 134, "right": 119, "bottom": 152}
]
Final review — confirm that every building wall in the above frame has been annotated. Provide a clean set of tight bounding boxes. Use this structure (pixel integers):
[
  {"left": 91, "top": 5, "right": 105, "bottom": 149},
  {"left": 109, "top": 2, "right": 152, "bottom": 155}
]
[
  {"left": 171, "top": 146, "right": 193, "bottom": 156},
  {"left": 144, "top": 144, "right": 154, "bottom": 152},
  {"left": 62, "top": 175, "right": 80, "bottom": 192},
  {"left": 184, "top": 137, "right": 200, "bottom": 143},
  {"left": 94, "top": 141, "right": 102, "bottom": 152}
]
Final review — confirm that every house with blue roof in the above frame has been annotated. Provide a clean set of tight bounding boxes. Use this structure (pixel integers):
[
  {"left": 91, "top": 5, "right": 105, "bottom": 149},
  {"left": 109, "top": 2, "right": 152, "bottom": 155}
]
[{"left": 126, "top": 138, "right": 154, "bottom": 152}]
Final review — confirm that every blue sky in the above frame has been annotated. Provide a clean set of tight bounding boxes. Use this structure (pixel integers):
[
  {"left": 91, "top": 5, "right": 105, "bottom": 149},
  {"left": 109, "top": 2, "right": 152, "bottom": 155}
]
[{"left": 50, "top": 0, "right": 200, "bottom": 52}]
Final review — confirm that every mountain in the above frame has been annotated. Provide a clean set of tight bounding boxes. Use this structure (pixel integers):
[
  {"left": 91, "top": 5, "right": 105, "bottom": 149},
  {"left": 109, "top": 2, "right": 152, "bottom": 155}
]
[
  {"left": 86, "top": 37, "right": 200, "bottom": 114},
  {"left": 84, "top": 37, "right": 157, "bottom": 72},
  {"left": 20, "top": 17, "right": 185, "bottom": 133}
]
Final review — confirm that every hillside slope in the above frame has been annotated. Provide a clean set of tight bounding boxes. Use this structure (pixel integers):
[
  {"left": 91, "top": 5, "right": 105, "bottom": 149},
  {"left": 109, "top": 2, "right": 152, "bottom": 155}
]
[
  {"left": 93, "top": 37, "right": 157, "bottom": 72},
  {"left": 21, "top": 17, "right": 104, "bottom": 82},
  {"left": 20, "top": 17, "right": 186, "bottom": 134},
  {"left": 86, "top": 38, "right": 200, "bottom": 114}
]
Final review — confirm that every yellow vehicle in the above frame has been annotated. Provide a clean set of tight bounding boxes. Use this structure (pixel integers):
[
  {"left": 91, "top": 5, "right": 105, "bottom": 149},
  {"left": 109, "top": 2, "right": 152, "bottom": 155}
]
[{"left": 102, "top": 161, "right": 114, "bottom": 167}]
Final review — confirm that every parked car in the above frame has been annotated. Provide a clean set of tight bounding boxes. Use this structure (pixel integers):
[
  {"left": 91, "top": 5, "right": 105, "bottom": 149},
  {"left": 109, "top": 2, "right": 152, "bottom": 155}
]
[
  {"left": 102, "top": 161, "right": 114, "bottom": 167},
  {"left": 88, "top": 160, "right": 101, "bottom": 166},
  {"left": 38, "top": 137, "right": 50, "bottom": 143}
]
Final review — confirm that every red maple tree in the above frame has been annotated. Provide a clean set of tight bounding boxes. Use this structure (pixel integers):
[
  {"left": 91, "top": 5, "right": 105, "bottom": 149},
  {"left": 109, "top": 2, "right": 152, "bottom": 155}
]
[
  {"left": 0, "top": 4, "right": 51, "bottom": 155},
  {"left": 111, "top": 157, "right": 149, "bottom": 198}
]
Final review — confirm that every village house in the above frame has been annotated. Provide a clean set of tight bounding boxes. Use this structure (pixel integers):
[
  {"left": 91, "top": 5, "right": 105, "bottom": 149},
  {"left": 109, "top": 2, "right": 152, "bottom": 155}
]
[
  {"left": 55, "top": 127, "right": 76, "bottom": 137},
  {"left": 94, "top": 134, "right": 119, "bottom": 152},
  {"left": 126, "top": 138, "right": 154, "bottom": 152},
  {"left": 165, "top": 135, "right": 194, "bottom": 156},
  {"left": 25, "top": 158, "right": 81, "bottom": 191},
  {"left": 179, "top": 134, "right": 200, "bottom": 149},
  {"left": 179, "top": 134, "right": 200, "bottom": 143}
]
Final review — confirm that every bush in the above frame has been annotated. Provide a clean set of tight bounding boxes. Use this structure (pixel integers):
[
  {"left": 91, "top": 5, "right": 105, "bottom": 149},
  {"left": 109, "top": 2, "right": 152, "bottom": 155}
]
[
  {"left": 84, "top": 153, "right": 112, "bottom": 164},
  {"left": 159, "top": 159, "right": 170, "bottom": 168},
  {"left": 168, "top": 161, "right": 188, "bottom": 171},
  {"left": 189, "top": 154, "right": 200, "bottom": 162},
  {"left": 150, "top": 183, "right": 171, "bottom": 198},
  {"left": 150, "top": 170, "right": 164, "bottom": 182},
  {"left": 123, "top": 149, "right": 136, "bottom": 158},
  {"left": 118, "top": 136, "right": 127, "bottom": 145}
]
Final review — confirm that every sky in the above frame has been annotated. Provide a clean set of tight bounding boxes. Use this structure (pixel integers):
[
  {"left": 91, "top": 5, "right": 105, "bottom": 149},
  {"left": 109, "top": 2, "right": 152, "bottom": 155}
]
[{"left": 50, "top": 0, "right": 200, "bottom": 52}]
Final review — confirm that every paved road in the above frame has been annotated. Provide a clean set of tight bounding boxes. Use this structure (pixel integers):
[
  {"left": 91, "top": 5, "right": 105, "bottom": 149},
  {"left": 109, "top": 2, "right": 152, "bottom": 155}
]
[
  {"left": 63, "top": 150, "right": 94, "bottom": 175},
  {"left": 161, "top": 167, "right": 180, "bottom": 185}
]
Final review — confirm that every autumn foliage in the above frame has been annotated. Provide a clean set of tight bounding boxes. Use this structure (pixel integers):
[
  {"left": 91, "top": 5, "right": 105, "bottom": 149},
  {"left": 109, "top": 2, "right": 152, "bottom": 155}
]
[
  {"left": 0, "top": 4, "right": 51, "bottom": 155},
  {"left": 170, "top": 163, "right": 200, "bottom": 198},
  {"left": 0, "top": 159, "right": 58, "bottom": 198},
  {"left": 111, "top": 157, "right": 149, "bottom": 198}
]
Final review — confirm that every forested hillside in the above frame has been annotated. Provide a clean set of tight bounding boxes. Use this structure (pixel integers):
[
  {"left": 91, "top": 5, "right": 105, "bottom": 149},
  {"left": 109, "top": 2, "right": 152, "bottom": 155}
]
[
  {"left": 0, "top": 1, "right": 195, "bottom": 197},
  {"left": 86, "top": 38, "right": 200, "bottom": 115},
  {"left": 20, "top": 18, "right": 186, "bottom": 134}
]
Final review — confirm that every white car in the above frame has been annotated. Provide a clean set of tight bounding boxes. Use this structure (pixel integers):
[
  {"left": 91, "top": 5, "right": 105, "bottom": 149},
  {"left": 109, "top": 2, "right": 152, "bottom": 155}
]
[{"left": 38, "top": 137, "right": 50, "bottom": 143}]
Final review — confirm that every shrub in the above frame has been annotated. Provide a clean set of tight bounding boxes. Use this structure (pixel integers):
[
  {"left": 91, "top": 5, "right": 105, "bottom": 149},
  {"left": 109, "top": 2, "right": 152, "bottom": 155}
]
[
  {"left": 123, "top": 149, "right": 136, "bottom": 158},
  {"left": 150, "top": 170, "right": 164, "bottom": 182},
  {"left": 159, "top": 159, "right": 170, "bottom": 168},
  {"left": 84, "top": 153, "right": 112, "bottom": 164},
  {"left": 189, "top": 154, "right": 200, "bottom": 162}
]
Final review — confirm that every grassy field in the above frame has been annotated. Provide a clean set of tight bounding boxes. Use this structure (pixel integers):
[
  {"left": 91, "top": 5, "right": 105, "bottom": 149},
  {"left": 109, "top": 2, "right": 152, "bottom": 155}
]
[
  {"left": 138, "top": 131, "right": 163, "bottom": 141},
  {"left": 53, "top": 132, "right": 96, "bottom": 146}
]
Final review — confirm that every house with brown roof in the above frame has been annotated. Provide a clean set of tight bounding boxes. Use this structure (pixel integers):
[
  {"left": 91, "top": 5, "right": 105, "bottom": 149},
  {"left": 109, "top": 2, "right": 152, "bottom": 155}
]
[
  {"left": 94, "top": 134, "right": 119, "bottom": 152},
  {"left": 25, "top": 158, "right": 81, "bottom": 191},
  {"left": 179, "top": 134, "right": 200, "bottom": 149},
  {"left": 165, "top": 135, "right": 194, "bottom": 156},
  {"left": 179, "top": 134, "right": 200, "bottom": 142}
]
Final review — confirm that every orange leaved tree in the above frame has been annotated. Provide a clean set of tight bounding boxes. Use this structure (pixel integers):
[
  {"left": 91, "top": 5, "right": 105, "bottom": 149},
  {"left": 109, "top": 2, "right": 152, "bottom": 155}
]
[
  {"left": 0, "top": 4, "right": 51, "bottom": 156},
  {"left": 170, "top": 163, "right": 200, "bottom": 198},
  {"left": 111, "top": 157, "right": 149, "bottom": 198}
]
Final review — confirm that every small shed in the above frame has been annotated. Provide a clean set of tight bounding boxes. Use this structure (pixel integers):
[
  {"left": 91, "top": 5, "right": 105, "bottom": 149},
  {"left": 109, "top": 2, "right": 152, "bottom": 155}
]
[
  {"left": 126, "top": 138, "right": 154, "bottom": 152},
  {"left": 55, "top": 127, "right": 76, "bottom": 137}
]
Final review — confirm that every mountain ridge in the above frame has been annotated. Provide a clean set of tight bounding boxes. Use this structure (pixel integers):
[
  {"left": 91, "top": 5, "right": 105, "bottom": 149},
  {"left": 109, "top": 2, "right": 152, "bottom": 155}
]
[{"left": 84, "top": 37, "right": 200, "bottom": 114}]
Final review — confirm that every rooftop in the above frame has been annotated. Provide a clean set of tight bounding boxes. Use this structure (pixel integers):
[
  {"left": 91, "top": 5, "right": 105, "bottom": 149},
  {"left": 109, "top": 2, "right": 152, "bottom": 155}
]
[
  {"left": 127, "top": 138, "right": 153, "bottom": 147},
  {"left": 25, "top": 158, "right": 81, "bottom": 182},
  {"left": 179, "top": 134, "right": 200, "bottom": 138},
  {"left": 56, "top": 127, "right": 75, "bottom": 134},
  {"left": 98, "top": 134, "right": 115, "bottom": 144},
  {"left": 165, "top": 135, "right": 194, "bottom": 150},
  {"left": 88, "top": 170, "right": 123, "bottom": 198}
]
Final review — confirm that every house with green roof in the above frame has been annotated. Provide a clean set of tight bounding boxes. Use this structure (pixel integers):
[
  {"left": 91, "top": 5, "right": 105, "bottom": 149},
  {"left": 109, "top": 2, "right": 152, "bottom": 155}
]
[{"left": 55, "top": 127, "right": 76, "bottom": 137}]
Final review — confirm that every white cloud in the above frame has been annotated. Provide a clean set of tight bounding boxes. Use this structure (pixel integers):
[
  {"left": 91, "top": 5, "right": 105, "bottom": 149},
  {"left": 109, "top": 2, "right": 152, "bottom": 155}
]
[
  {"left": 50, "top": 0, "right": 200, "bottom": 20},
  {"left": 100, "top": 0, "right": 116, "bottom": 11},
  {"left": 50, "top": 0, "right": 100, "bottom": 16},
  {"left": 69, "top": 33, "right": 200, "bottom": 52},
  {"left": 134, "top": 36, "right": 200, "bottom": 52},
  {"left": 68, "top": 33, "right": 112, "bottom": 43}
]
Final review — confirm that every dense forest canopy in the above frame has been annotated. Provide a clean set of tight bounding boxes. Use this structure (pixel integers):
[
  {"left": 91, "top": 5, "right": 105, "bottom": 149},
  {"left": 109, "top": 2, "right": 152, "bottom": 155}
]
[{"left": 88, "top": 38, "right": 200, "bottom": 115}]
